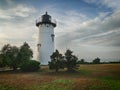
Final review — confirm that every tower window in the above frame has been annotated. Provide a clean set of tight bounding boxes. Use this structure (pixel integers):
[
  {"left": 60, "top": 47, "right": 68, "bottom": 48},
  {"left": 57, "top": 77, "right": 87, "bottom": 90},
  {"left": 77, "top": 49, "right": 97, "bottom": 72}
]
[
  {"left": 51, "top": 34, "right": 55, "bottom": 42},
  {"left": 46, "top": 24, "right": 49, "bottom": 27}
]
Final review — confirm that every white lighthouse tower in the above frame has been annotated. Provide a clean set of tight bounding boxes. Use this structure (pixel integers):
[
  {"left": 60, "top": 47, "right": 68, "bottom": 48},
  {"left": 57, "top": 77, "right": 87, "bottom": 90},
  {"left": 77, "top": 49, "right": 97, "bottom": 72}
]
[{"left": 36, "top": 12, "right": 56, "bottom": 65}]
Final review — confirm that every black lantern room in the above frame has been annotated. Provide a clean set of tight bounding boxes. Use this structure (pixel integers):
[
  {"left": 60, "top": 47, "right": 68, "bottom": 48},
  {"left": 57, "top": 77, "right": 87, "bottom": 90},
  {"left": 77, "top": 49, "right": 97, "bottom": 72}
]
[{"left": 36, "top": 12, "right": 56, "bottom": 27}]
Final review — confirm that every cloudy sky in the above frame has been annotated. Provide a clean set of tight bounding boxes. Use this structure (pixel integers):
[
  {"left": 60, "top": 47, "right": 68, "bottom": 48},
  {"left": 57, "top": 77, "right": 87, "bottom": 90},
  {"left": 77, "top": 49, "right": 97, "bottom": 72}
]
[{"left": 0, "top": 0, "right": 120, "bottom": 62}]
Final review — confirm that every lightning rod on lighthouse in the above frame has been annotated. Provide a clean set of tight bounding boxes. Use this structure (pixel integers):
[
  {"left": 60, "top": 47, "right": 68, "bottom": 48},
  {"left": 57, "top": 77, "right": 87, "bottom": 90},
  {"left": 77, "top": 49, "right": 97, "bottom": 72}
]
[{"left": 36, "top": 12, "right": 56, "bottom": 65}]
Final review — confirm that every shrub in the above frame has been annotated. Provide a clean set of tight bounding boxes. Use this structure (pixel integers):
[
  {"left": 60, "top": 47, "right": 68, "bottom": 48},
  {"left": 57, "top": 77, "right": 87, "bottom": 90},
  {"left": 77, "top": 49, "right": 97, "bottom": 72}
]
[{"left": 20, "top": 60, "right": 40, "bottom": 72}]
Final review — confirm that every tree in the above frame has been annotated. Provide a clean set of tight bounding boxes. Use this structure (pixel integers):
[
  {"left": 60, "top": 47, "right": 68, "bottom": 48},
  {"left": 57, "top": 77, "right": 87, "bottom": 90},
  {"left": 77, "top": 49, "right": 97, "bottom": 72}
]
[
  {"left": 78, "top": 59, "right": 85, "bottom": 64},
  {"left": 1, "top": 44, "right": 19, "bottom": 70},
  {"left": 64, "top": 49, "right": 78, "bottom": 72},
  {"left": 9, "top": 46, "right": 19, "bottom": 70},
  {"left": 0, "top": 53, "right": 5, "bottom": 67},
  {"left": 19, "top": 42, "right": 39, "bottom": 71},
  {"left": 0, "top": 43, "right": 37, "bottom": 71},
  {"left": 19, "top": 42, "right": 33, "bottom": 64},
  {"left": 93, "top": 57, "right": 100, "bottom": 64},
  {"left": 20, "top": 60, "right": 40, "bottom": 72},
  {"left": 49, "top": 50, "right": 64, "bottom": 72}
]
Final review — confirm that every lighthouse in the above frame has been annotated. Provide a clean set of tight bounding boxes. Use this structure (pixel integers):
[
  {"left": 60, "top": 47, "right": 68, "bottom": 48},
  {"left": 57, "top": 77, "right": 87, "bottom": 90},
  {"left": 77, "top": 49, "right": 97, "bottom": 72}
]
[{"left": 36, "top": 12, "right": 56, "bottom": 65}]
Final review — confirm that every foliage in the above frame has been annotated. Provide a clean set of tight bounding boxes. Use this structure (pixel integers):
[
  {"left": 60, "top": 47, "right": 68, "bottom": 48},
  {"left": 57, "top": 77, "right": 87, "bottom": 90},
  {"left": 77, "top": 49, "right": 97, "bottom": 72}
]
[
  {"left": 1, "top": 44, "right": 11, "bottom": 67},
  {"left": 19, "top": 42, "right": 33, "bottom": 63},
  {"left": 49, "top": 50, "right": 64, "bottom": 72},
  {"left": 64, "top": 49, "right": 78, "bottom": 72},
  {"left": 1, "top": 44, "right": 19, "bottom": 70},
  {"left": 0, "top": 42, "right": 34, "bottom": 71},
  {"left": 109, "top": 61, "right": 120, "bottom": 64},
  {"left": 49, "top": 49, "right": 79, "bottom": 72},
  {"left": 78, "top": 59, "right": 85, "bottom": 64},
  {"left": 20, "top": 60, "right": 40, "bottom": 72},
  {"left": 19, "top": 42, "right": 35, "bottom": 71},
  {"left": 0, "top": 54, "right": 5, "bottom": 67},
  {"left": 93, "top": 57, "right": 100, "bottom": 64}
]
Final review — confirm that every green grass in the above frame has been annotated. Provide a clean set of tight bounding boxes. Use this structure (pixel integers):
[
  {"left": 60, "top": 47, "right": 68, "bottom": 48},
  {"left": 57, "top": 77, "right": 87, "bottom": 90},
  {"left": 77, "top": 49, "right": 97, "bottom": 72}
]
[
  {"left": 85, "top": 76, "right": 120, "bottom": 90},
  {"left": 79, "top": 69, "right": 91, "bottom": 76},
  {"left": 98, "top": 76, "right": 120, "bottom": 90},
  {"left": 87, "top": 85, "right": 108, "bottom": 90},
  {"left": 31, "top": 79, "right": 74, "bottom": 90},
  {"left": 99, "top": 75, "right": 120, "bottom": 80},
  {"left": 0, "top": 85, "right": 17, "bottom": 90},
  {"left": 102, "top": 79, "right": 120, "bottom": 90},
  {"left": 53, "top": 79, "right": 73, "bottom": 84}
]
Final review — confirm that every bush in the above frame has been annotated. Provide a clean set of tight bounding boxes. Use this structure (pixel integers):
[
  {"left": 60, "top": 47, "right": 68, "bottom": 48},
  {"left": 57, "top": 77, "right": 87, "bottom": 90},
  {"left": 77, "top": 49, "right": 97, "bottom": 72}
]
[{"left": 20, "top": 60, "right": 40, "bottom": 72}]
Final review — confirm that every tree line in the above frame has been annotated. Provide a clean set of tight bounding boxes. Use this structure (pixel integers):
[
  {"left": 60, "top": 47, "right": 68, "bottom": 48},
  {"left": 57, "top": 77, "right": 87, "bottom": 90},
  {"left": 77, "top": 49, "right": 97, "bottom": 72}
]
[
  {"left": 78, "top": 58, "right": 101, "bottom": 64},
  {"left": 78, "top": 58, "right": 120, "bottom": 64}
]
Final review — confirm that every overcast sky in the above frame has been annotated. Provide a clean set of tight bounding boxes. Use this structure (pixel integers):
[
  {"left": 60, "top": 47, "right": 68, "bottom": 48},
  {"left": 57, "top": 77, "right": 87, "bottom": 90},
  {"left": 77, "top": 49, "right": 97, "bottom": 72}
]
[{"left": 0, "top": 0, "right": 120, "bottom": 62}]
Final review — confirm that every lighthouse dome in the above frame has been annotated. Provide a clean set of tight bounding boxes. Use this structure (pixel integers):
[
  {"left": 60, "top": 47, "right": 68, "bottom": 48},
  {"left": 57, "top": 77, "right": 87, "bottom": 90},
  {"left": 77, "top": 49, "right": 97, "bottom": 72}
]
[{"left": 36, "top": 12, "right": 56, "bottom": 27}]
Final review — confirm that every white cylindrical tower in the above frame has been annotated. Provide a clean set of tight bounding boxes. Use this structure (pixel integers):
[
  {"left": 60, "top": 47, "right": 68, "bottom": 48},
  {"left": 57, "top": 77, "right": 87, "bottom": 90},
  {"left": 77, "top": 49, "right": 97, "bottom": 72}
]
[{"left": 36, "top": 12, "right": 56, "bottom": 65}]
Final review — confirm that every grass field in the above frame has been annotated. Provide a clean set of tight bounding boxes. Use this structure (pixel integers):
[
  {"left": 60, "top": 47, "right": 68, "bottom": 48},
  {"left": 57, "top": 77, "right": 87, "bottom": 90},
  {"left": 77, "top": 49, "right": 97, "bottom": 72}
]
[{"left": 0, "top": 64, "right": 120, "bottom": 90}]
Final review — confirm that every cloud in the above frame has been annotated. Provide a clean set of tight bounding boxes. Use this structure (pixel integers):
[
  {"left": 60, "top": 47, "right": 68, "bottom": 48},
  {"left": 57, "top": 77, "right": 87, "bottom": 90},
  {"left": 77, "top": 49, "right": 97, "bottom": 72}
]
[
  {"left": 6, "top": 0, "right": 14, "bottom": 5},
  {"left": 100, "top": 0, "right": 120, "bottom": 10},
  {"left": 84, "top": 0, "right": 120, "bottom": 10},
  {"left": 56, "top": 9, "right": 120, "bottom": 52},
  {"left": 0, "top": 2, "right": 38, "bottom": 59},
  {"left": 0, "top": 4, "right": 36, "bottom": 19}
]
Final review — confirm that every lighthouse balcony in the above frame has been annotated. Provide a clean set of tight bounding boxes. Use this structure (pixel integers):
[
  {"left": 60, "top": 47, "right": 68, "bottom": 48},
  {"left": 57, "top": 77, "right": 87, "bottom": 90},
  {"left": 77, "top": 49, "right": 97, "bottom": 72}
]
[{"left": 36, "top": 17, "right": 56, "bottom": 27}]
